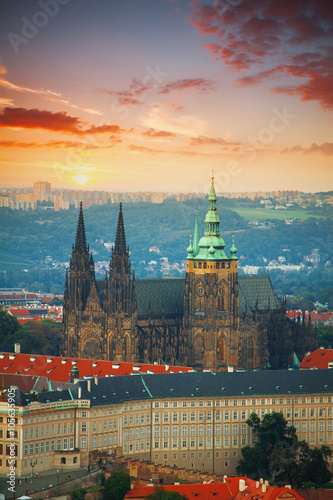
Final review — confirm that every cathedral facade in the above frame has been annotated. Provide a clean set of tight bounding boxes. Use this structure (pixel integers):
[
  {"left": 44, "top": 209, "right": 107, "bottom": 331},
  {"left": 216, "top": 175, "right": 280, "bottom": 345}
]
[{"left": 61, "top": 178, "right": 316, "bottom": 371}]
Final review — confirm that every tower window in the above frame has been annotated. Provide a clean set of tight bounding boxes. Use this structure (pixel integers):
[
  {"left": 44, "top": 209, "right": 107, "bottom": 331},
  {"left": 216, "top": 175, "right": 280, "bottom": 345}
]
[
  {"left": 222, "top": 263, "right": 225, "bottom": 269},
  {"left": 194, "top": 262, "right": 197, "bottom": 268},
  {"left": 199, "top": 262, "right": 202, "bottom": 269},
  {"left": 203, "top": 263, "right": 207, "bottom": 269},
  {"left": 216, "top": 263, "right": 220, "bottom": 269}
]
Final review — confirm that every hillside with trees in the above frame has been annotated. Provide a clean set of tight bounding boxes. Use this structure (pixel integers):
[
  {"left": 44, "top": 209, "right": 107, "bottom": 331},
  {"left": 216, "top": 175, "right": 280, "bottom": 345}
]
[{"left": 0, "top": 199, "right": 332, "bottom": 305}]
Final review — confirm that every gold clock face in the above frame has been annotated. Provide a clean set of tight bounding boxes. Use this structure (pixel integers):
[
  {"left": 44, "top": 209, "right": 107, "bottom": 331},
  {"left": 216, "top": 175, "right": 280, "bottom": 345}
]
[
  {"left": 218, "top": 286, "right": 223, "bottom": 296},
  {"left": 197, "top": 286, "right": 204, "bottom": 296}
]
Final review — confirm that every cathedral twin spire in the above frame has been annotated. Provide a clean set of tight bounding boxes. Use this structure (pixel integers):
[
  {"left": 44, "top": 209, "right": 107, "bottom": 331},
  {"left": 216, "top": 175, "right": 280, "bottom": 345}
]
[
  {"left": 113, "top": 203, "right": 128, "bottom": 256},
  {"left": 74, "top": 202, "right": 88, "bottom": 253}
]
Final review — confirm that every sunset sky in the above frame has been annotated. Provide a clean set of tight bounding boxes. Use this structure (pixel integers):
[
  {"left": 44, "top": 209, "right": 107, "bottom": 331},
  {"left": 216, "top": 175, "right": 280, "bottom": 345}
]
[{"left": 0, "top": 0, "right": 332, "bottom": 193}]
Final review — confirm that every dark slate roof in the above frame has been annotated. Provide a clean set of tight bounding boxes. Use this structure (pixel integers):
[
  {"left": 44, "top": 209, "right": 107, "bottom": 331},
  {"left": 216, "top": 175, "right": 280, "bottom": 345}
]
[
  {"left": 136, "top": 278, "right": 185, "bottom": 316},
  {"left": 96, "top": 275, "right": 279, "bottom": 317},
  {"left": 140, "top": 369, "right": 332, "bottom": 400},
  {"left": 134, "top": 275, "right": 279, "bottom": 317},
  {"left": 38, "top": 388, "right": 72, "bottom": 404},
  {"left": 238, "top": 275, "right": 280, "bottom": 313},
  {"left": 12, "top": 369, "right": 332, "bottom": 407},
  {"left": 69, "top": 375, "right": 152, "bottom": 406}
]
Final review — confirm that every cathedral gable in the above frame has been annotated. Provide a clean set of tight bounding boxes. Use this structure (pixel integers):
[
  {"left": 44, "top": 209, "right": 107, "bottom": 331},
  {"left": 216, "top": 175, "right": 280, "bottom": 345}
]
[{"left": 84, "top": 280, "right": 103, "bottom": 312}]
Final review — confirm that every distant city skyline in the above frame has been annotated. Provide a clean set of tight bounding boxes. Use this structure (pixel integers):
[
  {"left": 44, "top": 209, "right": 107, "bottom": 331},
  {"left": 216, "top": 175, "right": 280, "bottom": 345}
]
[{"left": 0, "top": 1, "right": 332, "bottom": 193}]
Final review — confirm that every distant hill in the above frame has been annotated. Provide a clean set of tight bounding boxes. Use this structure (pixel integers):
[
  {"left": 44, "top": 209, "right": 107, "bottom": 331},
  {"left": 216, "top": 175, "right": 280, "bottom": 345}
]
[{"left": 0, "top": 199, "right": 332, "bottom": 295}]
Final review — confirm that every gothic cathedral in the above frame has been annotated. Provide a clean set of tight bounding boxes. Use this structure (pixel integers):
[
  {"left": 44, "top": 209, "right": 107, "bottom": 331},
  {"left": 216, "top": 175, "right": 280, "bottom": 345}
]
[{"left": 61, "top": 177, "right": 315, "bottom": 371}]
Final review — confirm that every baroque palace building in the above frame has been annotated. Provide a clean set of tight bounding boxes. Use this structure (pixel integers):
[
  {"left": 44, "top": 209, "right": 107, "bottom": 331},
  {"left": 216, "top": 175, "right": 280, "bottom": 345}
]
[
  {"left": 1, "top": 369, "right": 332, "bottom": 476},
  {"left": 61, "top": 177, "right": 315, "bottom": 371}
]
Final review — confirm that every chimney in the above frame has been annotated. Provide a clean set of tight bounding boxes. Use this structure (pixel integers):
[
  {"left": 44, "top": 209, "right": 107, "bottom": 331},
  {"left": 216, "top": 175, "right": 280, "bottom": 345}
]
[
  {"left": 285, "top": 485, "right": 291, "bottom": 489},
  {"left": 239, "top": 479, "right": 246, "bottom": 492},
  {"left": 262, "top": 485, "right": 266, "bottom": 493},
  {"left": 260, "top": 478, "right": 264, "bottom": 484},
  {"left": 78, "top": 386, "right": 81, "bottom": 399},
  {"left": 223, "top": 475, "right": 228, "bottom": 483},
  {"left": 94, "top": 376, "right": 98, "bottom": 385},
  {"left": 14, "top": 343, "right": 20, "bottom": 354},
  {"left": 256, "top": 481, "right": 260, "bottom": 488},
  {"left": 87, "top": 379, "right": 91, "bottom": 392}
]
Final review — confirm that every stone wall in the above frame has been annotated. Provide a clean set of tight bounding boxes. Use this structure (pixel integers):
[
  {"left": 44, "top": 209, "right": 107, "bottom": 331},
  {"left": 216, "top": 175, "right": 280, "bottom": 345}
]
[
  {"left": 295, "top": 489, "right": 333, "bottom": 500},
  {"left": 106, "top": 456, "right": 223, "bottom": 485},
  {"left": 30, "top": 471, "right": 102, "bottom": 500}
]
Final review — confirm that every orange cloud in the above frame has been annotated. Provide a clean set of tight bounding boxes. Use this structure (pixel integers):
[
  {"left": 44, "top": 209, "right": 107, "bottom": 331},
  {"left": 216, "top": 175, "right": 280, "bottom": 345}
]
[
  {"left": 190, "top": 135, "right": 241, "bottom": 147},
  {"left": 0, "top": 107, "right": 130, "bottom": 136},
  {"left": 127, "top": 144, "right": 164, "bottom": 154}
]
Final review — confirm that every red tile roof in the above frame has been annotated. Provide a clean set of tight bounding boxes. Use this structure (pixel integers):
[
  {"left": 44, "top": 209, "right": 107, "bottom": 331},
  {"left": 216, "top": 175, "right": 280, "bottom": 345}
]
[
  {"left": 8, "top": 308, "right": 31, "bottom": 317},
  {"left": 0, "top": 352, "right": 193, "bottom": 383},
  {"left": 299, "top": 348, "right": 333, "bottom": 370},
  {"left": 16, "top": 317, "right": 40, "bottom": 325},
  {"left": 286, "top": 310, "right": 333, "bottom": 325},
  {"left": 125, "top": 481, "right": 237, "bottom": 500},
  {"left": 125, "top": 478, "right": 305, "bottom": 500}
]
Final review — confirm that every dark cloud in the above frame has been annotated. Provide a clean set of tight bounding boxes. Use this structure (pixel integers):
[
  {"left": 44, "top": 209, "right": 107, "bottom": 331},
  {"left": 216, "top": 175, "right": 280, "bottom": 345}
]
[
  {"left": 142, "top": 128, "right": 176, "bottom": 138},
  {"left": 102, "top": 77, "right": 216, "bottom": 107},
  {"left": 189, "top": 0, "right": 333, "bottom": 109},
  {"left": 159, "top": 78, "right": 215, "bottom": 94}
]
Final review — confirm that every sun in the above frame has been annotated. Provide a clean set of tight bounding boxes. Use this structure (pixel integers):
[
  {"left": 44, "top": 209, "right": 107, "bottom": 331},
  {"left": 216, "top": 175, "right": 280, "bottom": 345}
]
[{"left": 73, "top": 173, "right": 89, "bottom": 185}]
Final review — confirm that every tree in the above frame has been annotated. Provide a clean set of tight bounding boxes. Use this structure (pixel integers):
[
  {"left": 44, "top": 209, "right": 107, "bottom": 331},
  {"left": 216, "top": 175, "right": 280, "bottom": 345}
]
[
  {"left": 236, "top": 412, "right": 332, "bottom": 486},
  {"left": 0, "top": 305, "right": 22, "bottom": 351},
  {"left": 237, "top": 412, "right": 298, "bottom": 481},
  {"left": 16, "top": 319, "right": 62, "bottom": 355},
  {"left": 104, "top": 471, "right": 131, "bottom": 500},
  {"left": 72, "top": 488, "right": 87, "bottom": 500},
  {"left": 146, "top": 486, "right": 188, "bottom": 500},
  {"left": 303, "top": 444, "right": 332, "bottom": 486},
  {"left": 317, "top": 326, "right": 333, "bottom": 349}
]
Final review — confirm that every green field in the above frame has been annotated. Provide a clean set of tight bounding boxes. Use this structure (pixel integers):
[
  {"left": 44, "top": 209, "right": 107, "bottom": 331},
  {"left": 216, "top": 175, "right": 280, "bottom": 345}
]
[{"left": 231, "top": 208, "right": 323, "bottom": 221}]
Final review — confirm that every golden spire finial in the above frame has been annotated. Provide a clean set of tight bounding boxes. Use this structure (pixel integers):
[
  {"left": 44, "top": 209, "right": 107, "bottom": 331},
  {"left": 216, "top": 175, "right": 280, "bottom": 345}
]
[{"left": 212, "top": 168, "right": 214, "bottom": 180}]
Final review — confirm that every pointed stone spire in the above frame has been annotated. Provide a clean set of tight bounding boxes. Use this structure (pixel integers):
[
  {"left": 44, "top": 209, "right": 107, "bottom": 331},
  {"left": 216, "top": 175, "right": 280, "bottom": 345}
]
[
  {"left": 64, "top": 268, "right": 69, "bottom": 301},
  {"left": 89, "top": 253, "right": 95, "bottom": 279},
  {"left": 193, "top": 210, "right": 200, "bottom": 256},
  {"left": 74, "top": 202, "right": 87, "bottom": 253},
  {"left": 132, "top": 270, "right": 136, "bottom": 304},
  {"left": 103, "top": 271, "right": 108, "bottom": 300},
  {"left": 114, "top": 203, "right": 127, "bottom": 255}
]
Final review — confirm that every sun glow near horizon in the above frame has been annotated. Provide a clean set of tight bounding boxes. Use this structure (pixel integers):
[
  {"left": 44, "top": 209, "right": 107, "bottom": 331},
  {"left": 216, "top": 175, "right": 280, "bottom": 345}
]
[{"left": 72, "top": 173, "right": 90, "bottom": 186}]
